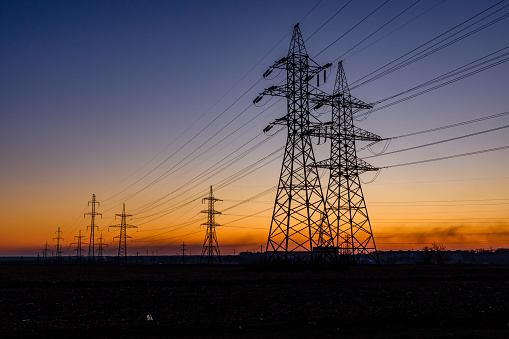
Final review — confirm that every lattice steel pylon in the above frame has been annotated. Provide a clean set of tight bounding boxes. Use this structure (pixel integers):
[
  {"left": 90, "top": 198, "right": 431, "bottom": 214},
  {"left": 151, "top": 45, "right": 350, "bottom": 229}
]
[
  {"left": 317, "top": 61, "right": 381, "bottom": 264},
  {"left": 84, "top": 194, "right": 102, "bottom": 264},
  {"left": 109, "top": 203, "right": 137, "bottom": 264},
  {"left": 256, "top": 24, "right": 333, "bottom": 263},
  {"left": 53, "top": 227, "right": 64, "bottom": 262},
  {"left": 200, "top": 186, "right": 222, "bottom": 264},
  {"left": 71, "top": 230, "right": 87, "bottom": 264},
  {"left": 96, "top": 232, "right": 107, "bottom": 263},
  {"left": 42, "top": 242, "right": 49, "bottom": 259}
]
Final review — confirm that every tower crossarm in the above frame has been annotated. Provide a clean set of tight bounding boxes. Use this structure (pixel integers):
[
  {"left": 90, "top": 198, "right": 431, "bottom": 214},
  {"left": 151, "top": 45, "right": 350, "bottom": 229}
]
[
  {"left": 305, "top": 62, "right": 332, "bottom": 86},
  {"left": 353, "top": 127, "right": 382, "bottom": 141},
  {"left": 263, "top": 116, "right": 288, "bottom": 133},
  {"left": 261, "top": 45, "right": 331, "bottom": 82},
  {"left": 354, "top": 158, "right": 379, "bottom": 174},
  {"left": 109, "top": 223, "right": 137, "bottom": 230},
  {"left": 253, "top": 84, "right": 288, "bottom": 103},
  {"left": 201, "top": 222, "right": 221, "bottom": 227},
  {"left": 305, "top": 122, "right": 381, "bottom": 142},
  {"left": 200, "top": 210, "right": 221, "bottom": 215},
  {"left": 202, "top": 197, "right": 222, "bottom": 203},
  {"left": 310, "top": 92, "right": 373, "bottom": 111},
  {"left": 315, "top": 157, "right": 378, "bottom": 173}
]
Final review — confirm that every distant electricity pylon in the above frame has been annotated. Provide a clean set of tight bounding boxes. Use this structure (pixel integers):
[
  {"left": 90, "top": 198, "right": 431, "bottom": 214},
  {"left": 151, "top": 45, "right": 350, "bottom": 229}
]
[
  {"left": 71, "top": 230, "right": 87, "bottom": 264},
  {"left": 257, "top": 24, "right": 333, "bottom": 263},
  {"left": 315, "top": 62, "right": 380, "bottom": 264},
  {"left": 42, "top": 242, "right": 49, "bottom": 259},
  {"left": 53, "top": 227, "right": 64, "bottom": 262},
  {"left": 96, "top": 232, "right": 108, "bottom": 263},
  {"left": 109, "top": 203, "right": 137, "bottom": 264},
  {"left": 181, "top": 242, "right": 187, "bottom": 264},
  {"left": 200, "top": 186, "right": 222, "bottom": 264},
  {"left": 84, "top": 194, "right": 102, "bottom": 264}
]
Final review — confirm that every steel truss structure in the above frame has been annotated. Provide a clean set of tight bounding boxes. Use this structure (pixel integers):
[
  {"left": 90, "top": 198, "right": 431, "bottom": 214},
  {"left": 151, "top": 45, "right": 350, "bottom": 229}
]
[
  {"left": 84, "top": 194, "right": 102, "bottom": 263},
  {"left": 200, "top": 186, "right": 222, "bottom": 264},
  {"left": 258, "top": 24, "right": 381, "bottom": 264},
  {"left": 109, "top": 203, "right": 137, "bottom": 264},
  {"left": 315, "top": 62, "right": 380, "bottom": 264},
  {"left": 258, "top": 24, "right": 334, "bottom": 263},
  {"left": 54, "top": 227, "right": 64, "bottom": 262},
  {"left": 71, "top": 229, "right": 87, "bottom": 264}
]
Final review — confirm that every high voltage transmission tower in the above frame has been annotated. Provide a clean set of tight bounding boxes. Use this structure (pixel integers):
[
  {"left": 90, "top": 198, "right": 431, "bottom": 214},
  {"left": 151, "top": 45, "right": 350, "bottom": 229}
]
[
  {"left": 257, "top": 25, "right": 381, "bottom": 264},
  {"left": 109, "top": 203, "right": 137, "bottom": 264},
  {"left": 71, "top": 230, "right": 87, "bottom": 264},
  {"left": 181, "top": 241, "right": 187, "bottom": 264},
  {"left": 42, "top": 242, "right": 49, "bottom": 259},
  {"left": 84, "top": 194, "right": 102, "bottom": 263},
  {"left": 53, "top": 227, "right": 63, "bottom": 262},
  {"left": 257, "top": 24, "right": 334, "bottom": 263},
  {"left": 200, "top": 186, "right": 222, "bottom": 264},
  {"left": 315, "top": 62, "right": 380, "bottom": 264},
  {"left": 97, "top": 232, "right": 107, "bottom": 263}
]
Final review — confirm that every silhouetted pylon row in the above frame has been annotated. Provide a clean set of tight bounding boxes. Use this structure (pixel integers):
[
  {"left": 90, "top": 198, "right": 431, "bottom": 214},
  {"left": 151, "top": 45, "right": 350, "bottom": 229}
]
[{"left": 47, "top": 194, "right": 137, "bottom": 264}]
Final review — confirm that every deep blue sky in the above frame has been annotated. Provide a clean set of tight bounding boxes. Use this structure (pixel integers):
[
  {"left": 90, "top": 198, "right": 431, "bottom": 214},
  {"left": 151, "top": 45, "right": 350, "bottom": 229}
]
[{"left": 1, "top": 0, "right": 509, "bottom": 254}]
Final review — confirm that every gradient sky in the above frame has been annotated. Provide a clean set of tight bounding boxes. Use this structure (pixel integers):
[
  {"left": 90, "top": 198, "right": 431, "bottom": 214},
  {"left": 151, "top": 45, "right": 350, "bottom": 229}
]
[{"left": 1, "top": 0, "right": 509, "bottom": 256}]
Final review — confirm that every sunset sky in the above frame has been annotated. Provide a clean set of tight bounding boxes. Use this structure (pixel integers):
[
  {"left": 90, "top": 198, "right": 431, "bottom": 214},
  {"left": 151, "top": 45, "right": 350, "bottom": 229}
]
[{"left": 1, "top": 0, "right": 509, "bottom": 256}]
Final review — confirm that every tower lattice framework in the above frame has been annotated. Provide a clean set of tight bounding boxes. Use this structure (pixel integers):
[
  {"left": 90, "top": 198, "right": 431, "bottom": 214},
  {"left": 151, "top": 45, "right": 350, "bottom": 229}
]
[
  {"left": 97, "top": 232, "right": 107, "bottom": 263},
  {"left": 85, "top": 194, "right": 102, "bottom": 263},
  {"left": 53, "top": 227, "right": 64, "bottom": 262},
  {"left": 257, "top": 24, "right": 333, "bottom": 263},
  {"left": 317, "top": 62, "right": 380, "bottom": 264},
  {"left": 71, "top": 229, "right": 87, "bottom": 263},
  {"left": 109, "top": 203, "right": 137, "bottom": 264},
  {"left": 200, "top": 186, "right": 222, "bottom": 264}
]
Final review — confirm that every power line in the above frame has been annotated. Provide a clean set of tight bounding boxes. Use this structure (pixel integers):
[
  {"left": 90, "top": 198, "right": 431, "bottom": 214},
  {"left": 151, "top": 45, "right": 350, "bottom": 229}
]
[
  {"left": 350, "top": 0, "right": 508, "bottom": 89},
  {"left": 102, "top": 79, "right": 264, "bottom": 207},
  {"left": 391, "top": 111, "right": 509, "bottom": 139},
  {"left": 382, "top": 144, "right": 509, "bottom": 168},
  {"left": 53, "top": 3, "right": 506, "bottom": 255},
  {"left": 358, "top": 110, "right": 509, "bottom": 154},
  {"left": 137, "top": 3, "right": 508, "bottom": 230},
  {"left": 334, "top": 0, "right": 421, "bottom": 62},
  {"left": 355, "top": 47, "right": 509, "bottom": 119},
  {"left": 130, "top": 126, "right": 281, "bottom": 215},
  {"left": 363, "top": 123, "right": 509, "bottom": 160},
  {"left": 373, "top": 198, "right": 509, "bottom": 203},
  {"left": 372, "top": 203, "right": 509, "bottom": 207},
  {"left": 128, "top": 100, "right": 285, "bottom": 214},
  {"left": 300, "top": 0, "right": 323, "bottom": 24},
  {"left": 305, "top": 0, "right": 354, "bottom": 42},
  {"left": 314, "top": 0, "right": 391, "bottom": 58},
  {"left": 343, "top": 0, "right": 448, "bottom": 61},
  {"left": 100, "top": 1, "right": 324, "bottom": 206},
  {"left": 131, "top": 138, "right": 285, "bottom": 221}
]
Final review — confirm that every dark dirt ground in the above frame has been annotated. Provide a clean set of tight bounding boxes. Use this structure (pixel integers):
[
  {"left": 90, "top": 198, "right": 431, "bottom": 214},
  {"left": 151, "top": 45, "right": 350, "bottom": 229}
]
[{"left": 0, "top": 264, "right": 508, "bottom": 338}]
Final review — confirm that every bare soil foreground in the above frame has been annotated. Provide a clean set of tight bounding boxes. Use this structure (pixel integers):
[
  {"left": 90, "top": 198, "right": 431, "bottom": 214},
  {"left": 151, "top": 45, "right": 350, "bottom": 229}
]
[{"left": 1, "top": 264, "right": 508, "bottom": 338}]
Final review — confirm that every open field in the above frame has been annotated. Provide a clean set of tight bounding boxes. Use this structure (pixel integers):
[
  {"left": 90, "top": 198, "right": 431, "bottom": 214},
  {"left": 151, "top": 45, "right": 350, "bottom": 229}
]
[{"left": 1, "top": 264, "right": 508, "bottom": 338}]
